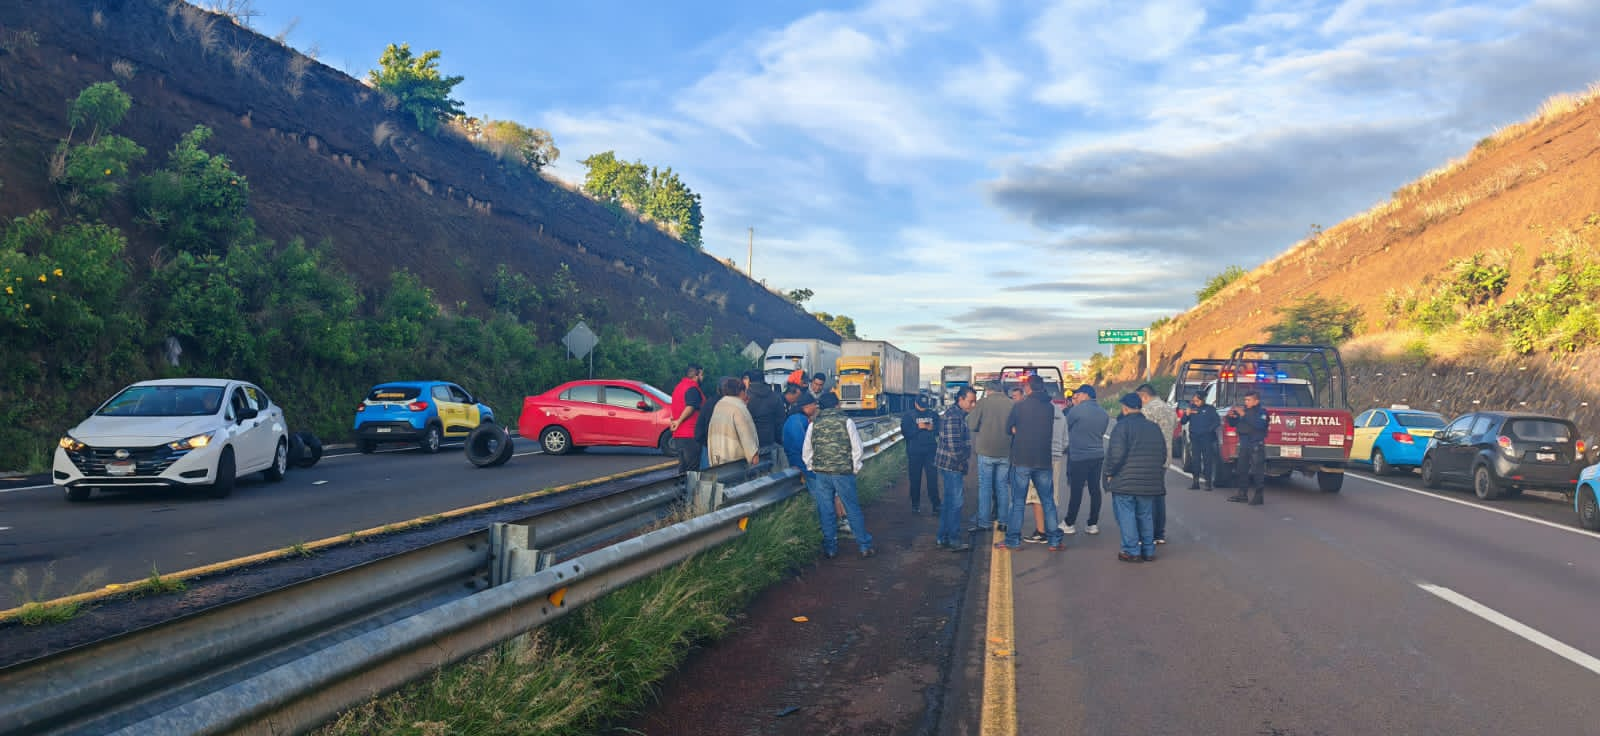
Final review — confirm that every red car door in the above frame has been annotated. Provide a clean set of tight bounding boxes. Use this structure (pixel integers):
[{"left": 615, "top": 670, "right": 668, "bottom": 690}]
[
  {"left": 556, "top": 383, "right": 608, "bottom": 445},
  {"left": 600, "top": 384, "right": 654, "bottom": 447}
]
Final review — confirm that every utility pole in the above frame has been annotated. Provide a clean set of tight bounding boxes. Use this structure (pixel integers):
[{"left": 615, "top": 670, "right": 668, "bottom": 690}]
[{"left": 747, "top": 227, "right": 754, "bottom": 278}]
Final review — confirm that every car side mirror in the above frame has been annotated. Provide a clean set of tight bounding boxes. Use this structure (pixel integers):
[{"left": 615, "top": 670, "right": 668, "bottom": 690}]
[
  {"left": 637, "top": 400, "right": 653, "bottom": 412},
  {"left": 238, "top": 406, "right": 259, "bottom": 422}
]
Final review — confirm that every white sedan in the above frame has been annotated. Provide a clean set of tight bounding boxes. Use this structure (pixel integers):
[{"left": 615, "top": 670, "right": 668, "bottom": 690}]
[{"left": 53, "top": 378, "right": 290, "bottom": 501}]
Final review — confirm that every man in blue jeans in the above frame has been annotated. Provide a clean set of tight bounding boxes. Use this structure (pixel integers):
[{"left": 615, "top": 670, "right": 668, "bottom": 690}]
[
  {"left": 802, "top": 392, "right": 875, "bottom": 558},
  {"left": 935, "top": 386, "right": 977, "bottom": 551},
  {"left": 1104, "top": 393, "right": 1169, "bottom": 562},
  {"left": 969, "top": 381, "right": 1016, "bottom": 531},
  {"left": 997, "top": 376, "right": 1065, "bottom": 551}
]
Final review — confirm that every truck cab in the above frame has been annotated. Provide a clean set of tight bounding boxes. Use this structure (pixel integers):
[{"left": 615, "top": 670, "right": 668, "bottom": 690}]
[
  {"left": 836, "top": 354, "right": 883, "bottom": 412},
  {"left": 1209, "top": 344, "right": 1354, "bottom": 493}
]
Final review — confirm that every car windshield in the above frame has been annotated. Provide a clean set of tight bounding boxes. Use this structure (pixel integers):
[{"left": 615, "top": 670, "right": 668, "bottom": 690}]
[
  {"left": 1244, "top": 383, "right": 1316, "bottom": 408},
  {"left": 1507, "top": 419, "right": 1572, "bottom": 443},
  {"left": 98, "top": 385, "right": 224, "bottom": 417},
  {"left": 367, "top": 386, "right": 422, "bottom": 402},
  {"left": 1395, "top": 413, "right": 1446, "bottom": 429},
  {"left": 639, "top": 383, "right": 671, "bottom": 405}
]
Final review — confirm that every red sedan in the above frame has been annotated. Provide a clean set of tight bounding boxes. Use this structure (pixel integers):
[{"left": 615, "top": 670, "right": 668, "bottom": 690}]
[{"left": 519, "top": 379, "right": 677, "bottom": 455}]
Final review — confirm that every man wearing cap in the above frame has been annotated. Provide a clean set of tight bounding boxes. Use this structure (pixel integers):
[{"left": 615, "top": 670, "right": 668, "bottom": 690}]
[
  {"left": 783, "top": 393, "right": 818, "bottom": 488},
  {"left": 1182, "top": 391, "right": 1222, "bottom": 490},
  {"left": 901, "top": 394, "right": 941, "bottom": 515},
  {"left": 1104, "top": 392, "right": 1169, "bottom": 562},
  {"left": 1226, "top": 389, "right": 1271, "bottom": 505},
  {"left": 1062, "top": 384, "right": 1110, "bottom": 535},
  {"left": 803, "top": 392, "right": 875, "bottom": 558},
  {"left": 968, "top": 380, "right": 1016, "bottom": 532}
]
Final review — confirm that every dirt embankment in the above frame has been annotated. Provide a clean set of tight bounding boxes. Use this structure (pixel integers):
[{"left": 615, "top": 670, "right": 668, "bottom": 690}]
[
  {"left": 0, "top": 0, "right": 834, "bottom": 346},
  {"left": 1111, "top": 89, "right": 1600, "bottom": 380}
]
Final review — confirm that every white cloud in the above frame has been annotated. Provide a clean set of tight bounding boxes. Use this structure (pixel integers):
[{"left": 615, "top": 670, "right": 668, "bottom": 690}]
[
  {"left": 1031, "top": 0, "right": 1208, "bottom": 107},
  {"left": 943, "top": 53, "right": 1024, "bottom": 111}
]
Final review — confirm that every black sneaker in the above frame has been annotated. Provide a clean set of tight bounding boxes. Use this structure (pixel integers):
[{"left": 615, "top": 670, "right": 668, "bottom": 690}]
[{"left": 1024, "top": 531, "right": 1048, "bottom": 544}]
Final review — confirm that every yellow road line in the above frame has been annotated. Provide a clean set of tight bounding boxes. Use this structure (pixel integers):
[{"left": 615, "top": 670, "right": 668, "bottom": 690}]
[
  {"left": 981, "top": 529, "right": 1018, "bottom": 736},
  {"left": 0, "top": 462, "right": 675, "bottom": 622}
]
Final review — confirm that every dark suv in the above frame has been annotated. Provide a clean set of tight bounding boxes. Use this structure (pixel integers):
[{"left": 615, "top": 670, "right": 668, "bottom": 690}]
[{"left": 1420, "top": 412, "right": 1586, "bottom": 499}]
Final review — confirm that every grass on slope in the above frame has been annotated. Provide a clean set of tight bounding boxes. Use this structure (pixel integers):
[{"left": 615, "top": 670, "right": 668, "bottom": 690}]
[{"left": 316, "top": 450, "right": 908, "bottom": 736}]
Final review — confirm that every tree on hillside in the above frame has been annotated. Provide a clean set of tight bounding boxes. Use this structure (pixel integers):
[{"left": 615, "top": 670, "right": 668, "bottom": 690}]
[
  {"left": 1266, "top": 294, "right": 1363, "bottom": 345},
  {"left": 581, "top": 151, "right": 705, "bottom": 249},
  {"left": 51, "top": 81, "right": 146, "bottom": 213},
  {"left": 1196, "top": 265, "right": 1246, "bottom": 304},
  {"left": 786, "top": 287, "right": 814, "bottom": 305},
  {"left": 812, "top": 311, "right": 859, "bottom": 339},
  {"left": 480, "top": 120, "right": 560, "bottom": 172},
  {"left": 134, "top": 125, "right": 254, "bottom": 255},
  {"left": 367, "top": 44, "right": 464, "bottom": 134}
]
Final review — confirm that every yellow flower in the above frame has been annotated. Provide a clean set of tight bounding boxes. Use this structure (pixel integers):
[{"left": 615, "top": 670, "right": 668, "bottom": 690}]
[
  {"left": 38, "top": 274, "right": 47, "bottom": 283},
  {"left": 23, "top": 303, "right": 30, "bottom": 309},
  {"left": 4, "top": 286, "right": 11, "bottom": 295},
  {"left": 53, "top": 268, "right": 63, "bottom": 277},
  {"left": 104, "top": 168, "right": 112, "bottom": 176}
]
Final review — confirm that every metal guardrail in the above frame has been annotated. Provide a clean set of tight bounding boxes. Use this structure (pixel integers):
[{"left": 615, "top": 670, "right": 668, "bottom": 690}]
[{"left": 0, "top": 424, "right": 903, "bottom": 736}]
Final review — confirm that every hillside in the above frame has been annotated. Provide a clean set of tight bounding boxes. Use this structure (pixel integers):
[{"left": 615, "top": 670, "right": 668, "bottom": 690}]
[
  {"left": 1118, "top": 84, "right": 1600, "bottom": 378},
  {"left": 0, "top": 1, "right": 832, "bottom": 346}
]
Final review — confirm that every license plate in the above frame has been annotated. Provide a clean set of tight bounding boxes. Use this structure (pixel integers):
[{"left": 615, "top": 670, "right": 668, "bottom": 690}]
[
  {"left": 376, "top": 427, "right": 392, "bottom": 433},
  {"left": 1330, "top": 435, "right": 1345, "bottom": 446},
  {"left": 1537, "top": 452, "right": 1556, "bottom": 462},
  {"left": 106, "top": 461, "right": 135, "bottom": 476},
  {"left": 1280, "top": 446, "right": 1302, "bottom": 459}
]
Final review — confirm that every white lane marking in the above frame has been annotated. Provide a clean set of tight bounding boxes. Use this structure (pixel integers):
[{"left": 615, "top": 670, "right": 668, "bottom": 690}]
[
  {"left": 1167, "top": 466, "right": 1600, "bottom": 541},
  {"left": 0, "top": 484, "right": 53, "bottom": 494},
  {"left": 0, "top": 526, "right": 11, "bottom": 531},
  {"left": 1418, "top": 582, "right": 1600, "bottom": 677},
  {"left": 512, "top": 450, "right": 543, "bottom": 457},
  {"left": 312, "top": 480, "right": 328, "bottom": 485}
]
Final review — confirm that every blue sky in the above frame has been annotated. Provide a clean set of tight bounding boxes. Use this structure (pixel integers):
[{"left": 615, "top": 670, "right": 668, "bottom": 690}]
[{"left": 252, "top": 0, "right": 1600, "bottom": 380}]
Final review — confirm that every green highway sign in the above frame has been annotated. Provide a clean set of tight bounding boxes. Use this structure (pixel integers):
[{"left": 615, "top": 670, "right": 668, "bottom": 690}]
[{"left": 1097, "top": 329, "right": 1146, "bottom": 345}]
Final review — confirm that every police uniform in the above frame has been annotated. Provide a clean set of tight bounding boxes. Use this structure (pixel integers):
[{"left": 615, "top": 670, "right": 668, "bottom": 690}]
[{"left": 1227, "top": 404, "right": 1270, "bottom": 505}]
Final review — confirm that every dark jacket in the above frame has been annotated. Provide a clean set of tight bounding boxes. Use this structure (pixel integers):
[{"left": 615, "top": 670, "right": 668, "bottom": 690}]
[
  {"left": 1067, "top": 400, "right": 1110, "bottom": 461},
  {"left": 970, "top": 394, "right": 1016, "bottom": 458},
  {"left": 1006, "top": 391, "right": 1055, "bottom": 469},
  {"left": 1182, "top": 403, "right": 1221, "bottom": 440},
  {"left": 901, "top": 406, "right": 939, "bottom": 456},
  {"left": 1227, "top": 405, "right": 1271, "bottom": 446},
  {"left": 1103, "top": 412, "right": 1168, "bottom": 496},
  {"left": 693, "top": 394, "right": 724, "bottom": 448},
  {"left": 745, "top": 382, "right": 786, "bottom": 447}
]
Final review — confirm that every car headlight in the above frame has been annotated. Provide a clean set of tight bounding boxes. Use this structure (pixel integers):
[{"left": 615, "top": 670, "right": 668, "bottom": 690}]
[
  {"left": 59, "top": 435, "right": 85, "bottom": 452},
  {"left": 168, "top": 433, "right": 214, "bottom": 451}
]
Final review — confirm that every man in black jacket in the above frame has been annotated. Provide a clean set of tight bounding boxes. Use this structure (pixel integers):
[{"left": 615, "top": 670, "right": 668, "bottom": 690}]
[
  {"left": 901, "top": 394, "right": 941, "bottom": 514},
  {"left": 743, "top": 370, "right": 787, "bottom": 453},
  {"left": 1104, "top": 393, "right": 1168, "bottom": 562},
  {"left": 997, "top": 376, "right": 1065, "bottom": 551},
  {"left": 1181, "top": 391, "right": 1222, "bottom": 490},
  {"left": 1226, "top": 389, "right": 1271, "bottom": 505}
]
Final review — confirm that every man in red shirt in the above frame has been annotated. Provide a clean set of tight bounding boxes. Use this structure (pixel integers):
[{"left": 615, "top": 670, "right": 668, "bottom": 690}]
[{"left": 668, "top": 363, "right": 706, "bottom": 472}]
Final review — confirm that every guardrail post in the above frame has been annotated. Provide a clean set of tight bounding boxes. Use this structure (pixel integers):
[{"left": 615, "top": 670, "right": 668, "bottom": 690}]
[
  {"left": 490, "top": 523, "right": 546, "bottom": 586},
  {"left": 688, "top": 472, "right": 724, "bottom": 516}
]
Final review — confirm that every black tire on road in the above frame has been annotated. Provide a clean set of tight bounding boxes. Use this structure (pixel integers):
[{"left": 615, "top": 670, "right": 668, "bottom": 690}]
[
  {"left": 65, "top": 485, "right": 91, "bottom": 502},
  {"left": 420, "top": 424, "right": 443, "bottom": 454},
  {"left": 207, "top": 448, "right": 236, "bottom": 499},
  {"left": 540, "top": 426, "right": 573, "bottom": 455},
  {"left": 1579, "top": 487, "right": 1600, "bottom": 531},
  {"left": 1317, "top": 470, "right": 1344, "bottom": 493},
  {"left": 658, "top": 430, "right": 673, "bottom": 456},
  {"left": 294, "top": 431, "right": 323, "bottom": 468},
  {"left": 466, "top": 423, "right": 514, "bottom": 468},
  {"left": 1421, "top": 456, "right": 1441, "bottom": 488},
  {"left": 1371, "top": 449, "right": 1391, "bottom": 477},
  {"left": 1473, "top": 465, "right": 1503, "bottom": 500},
  {"left": 359, "top": 439, "right": 377, "bottom": 454},
  {"left": 263, "top": 438, "right": 288, "bottom": 482}
]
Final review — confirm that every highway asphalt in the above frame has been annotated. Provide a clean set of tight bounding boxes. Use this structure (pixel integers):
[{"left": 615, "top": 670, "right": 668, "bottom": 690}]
[
  {"left": 0, "top": 442, "right": 669, "bottom": 610},
  {"left": 956, "top": 466, "right": 1600, "bottom": 735}
]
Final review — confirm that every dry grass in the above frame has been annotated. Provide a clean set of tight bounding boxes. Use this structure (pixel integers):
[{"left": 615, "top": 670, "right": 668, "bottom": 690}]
[
  {"left": 284, "top": 53, "right": 310, "bottom": 99},
  {"left": 372, "top": 121, "right": 395, "bottom": 148},
  {"left": 91, "top": 9, "right": 105, "bottom": 28},
  {"left": 111, "top": 58, "right": 136, "bottom": 80}
]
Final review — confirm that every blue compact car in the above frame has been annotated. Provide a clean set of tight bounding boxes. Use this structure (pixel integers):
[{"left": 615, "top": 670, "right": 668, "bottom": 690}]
[
  {"left": 1577, "top": 463, "right": 1600, "bottom": 530},
  {"left": 1350, "top": 406, "right": 1447, "bottom": 475},
  {"left": 353, "top": 381, "right": 495, "bottom": 454}
]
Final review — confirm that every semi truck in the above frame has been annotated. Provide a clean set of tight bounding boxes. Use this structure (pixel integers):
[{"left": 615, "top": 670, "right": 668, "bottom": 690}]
[
  {"left": 835, "top": 340, "right": 920, "bottom": 414},
  {"left": 763, "top": 339, "right": 842, "bottom": 391},
  {"left": 940, "top": 366, "right": 973, "bottom": 406}
]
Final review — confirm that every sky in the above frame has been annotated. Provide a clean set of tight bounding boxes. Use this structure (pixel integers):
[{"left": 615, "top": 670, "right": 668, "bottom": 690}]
[{"left": 250, "top": 0, "right": 1600, "bottom": 381}]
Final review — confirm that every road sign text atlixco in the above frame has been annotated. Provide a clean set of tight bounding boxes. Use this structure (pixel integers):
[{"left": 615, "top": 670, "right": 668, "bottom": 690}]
[{"left": 1097, "top": 329, "right": 1146, "bottom": 344}]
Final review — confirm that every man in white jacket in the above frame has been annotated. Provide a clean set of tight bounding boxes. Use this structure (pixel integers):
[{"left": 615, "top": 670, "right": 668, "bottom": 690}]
[{"left": 707, "top": 376, "right": 760, "bottom": 466}]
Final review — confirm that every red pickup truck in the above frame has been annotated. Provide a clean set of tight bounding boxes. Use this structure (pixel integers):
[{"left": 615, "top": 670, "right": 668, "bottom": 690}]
[{"left": 1207, "top": 344, "right": 1355, "bottom": 493}]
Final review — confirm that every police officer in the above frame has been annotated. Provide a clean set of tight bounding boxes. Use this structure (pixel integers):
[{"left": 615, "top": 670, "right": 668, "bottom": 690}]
[
  {"left": 1181, "top": 391, "right": 1222, "bottom": 490},
  {"left": 1225, "top": 389, "right": 1270, "bottom": 505}
]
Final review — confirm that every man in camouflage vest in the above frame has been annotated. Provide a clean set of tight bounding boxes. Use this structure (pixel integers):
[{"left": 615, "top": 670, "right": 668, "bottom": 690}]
[{"left": 803, "top": 392, "right": 876, "bottom": 558}]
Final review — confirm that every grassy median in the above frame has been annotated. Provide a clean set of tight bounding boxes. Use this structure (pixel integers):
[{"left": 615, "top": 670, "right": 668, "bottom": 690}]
[{"left": 317, "top": 449, "right": 907, "bottom": 736}]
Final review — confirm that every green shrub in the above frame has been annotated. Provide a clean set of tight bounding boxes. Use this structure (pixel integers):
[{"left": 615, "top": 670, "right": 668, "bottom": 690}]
[
  {"left": 1265, "top": 294, "right": 1363, "bottom": 345},
  {"left": 134, "top": 125, "right": 254, "bottom": 255},
  {"left": 1196, "top": 265, "right": 1246, "bottom": 304}
]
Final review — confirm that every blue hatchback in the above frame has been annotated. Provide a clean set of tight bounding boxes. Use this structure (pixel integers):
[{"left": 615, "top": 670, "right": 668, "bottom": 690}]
[
  {"left": 1350, "top": 406, "right": 1447, "bottom": 475},
  {"left": 353, "top": 381, "right": 495, "bottom": 454}
]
